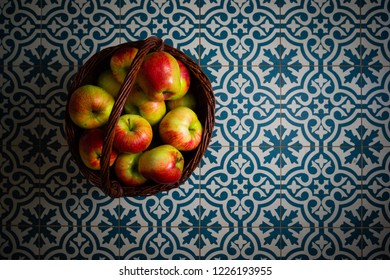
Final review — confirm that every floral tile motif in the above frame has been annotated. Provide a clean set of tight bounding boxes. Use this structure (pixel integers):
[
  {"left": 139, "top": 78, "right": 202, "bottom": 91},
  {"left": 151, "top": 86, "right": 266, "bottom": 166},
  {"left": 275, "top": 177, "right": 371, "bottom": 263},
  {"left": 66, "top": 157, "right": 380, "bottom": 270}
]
[
  {"left": 40, "top": 226, "right": 120, "bottom": 259},
  {"left": 361, "top": 1, "right": 390, "bottom": 67},
  {"left": 280, "top": 0, "right": 360, "bottom": 66},
  {"left": 201, "top": 146, "right": 280, "bottom": 227},
  {"left": 40, "top": 66, "right": 77, "bottom": 145},
  {"left": 281, "top": 147, "right": 362, "bottom": 228},
  {"left": 200, "top": 0, "right": 280, "bottom": 66},
  {"left": 362, "top": 147, "right": 390, "bottom": 228},
  {"left": 0, "top": 225, "right": 40, "bottom": 259},
  {"left": 200, "top": 226, "right": 281, "bottom": 260},
  {"left": 120, "top": 227, "right": 199, "bottom": 260},
  {"left": 0, "top": 66, "right": 41, "bottom": 146},
  {"left": 41, "top": 0, "right": 121, "bottom": 66},
  {"left": 207, "top": 66, "right": 281, "bottom": 147},
  {"left": 281, "top": 227, "right": 362, "bottom": 260},
  {"left": 1, "top": 0, "right": 390, "bottom": 260},
  {"left": 0, "top": 145, "right": 40, "bottom": 227},
  {"left": 362, "top": 228, "right": 390, "bottom": 260},
  {"left": 0, "top": 0, "right": 42, "bottom": 67},
  {"left": 119, "top": 172, "right": 200, "bottom": 227},
  {"left": 121, "top": 0, "right": 200, "bottom": 63},
  {"left": 362, "top": 66, "right": 390, "bottom": 148},
  {"left": 281, "top": 66, "right": 362, "bottom": 147}
]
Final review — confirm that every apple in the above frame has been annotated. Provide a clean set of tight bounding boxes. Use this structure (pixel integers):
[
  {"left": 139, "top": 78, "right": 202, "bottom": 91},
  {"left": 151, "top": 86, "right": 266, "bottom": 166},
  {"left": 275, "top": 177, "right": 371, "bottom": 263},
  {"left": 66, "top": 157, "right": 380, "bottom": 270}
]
[
  {"left": 166, "top": 89, "right": 196, "bottom": 111},
  {"left": 114, "top": 153, "right": 147, "bottom": 187},
  {"left": 136, "top": 51, "right": 182, "bottom": 101},
  {"left": 124, "top": 86, "right": 166, "bottom": 126},
  {"left": 113, "top": 114, "right": 153, "bottom": 153},
  {"left": 96, "top": 70, "right": 122, "bottom": 99},
  {"left": 79, "top": 128, "right": 118, "bottom": 170},
  {"left": 110, "top": 47, "right": 139, "bottom": 83},
  {"left": 176, "top": 59, "right": 191, "bottom": 99},
  {"left": 138, "top": 144, "right": 184, "bottom": 184},
  {"left": 68, "top": 84, "right": 115, "bottom": 129},
  {"left": 159, "top": 106, "right": 203, "bottom": 151}
]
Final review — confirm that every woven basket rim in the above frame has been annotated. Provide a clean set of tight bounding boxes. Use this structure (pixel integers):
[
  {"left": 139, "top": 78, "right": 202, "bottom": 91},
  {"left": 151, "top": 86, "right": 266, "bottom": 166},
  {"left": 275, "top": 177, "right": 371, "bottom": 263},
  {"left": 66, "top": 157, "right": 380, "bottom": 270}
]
[{"left": 65, "top": 36, "right": 215, "bottom": 198}]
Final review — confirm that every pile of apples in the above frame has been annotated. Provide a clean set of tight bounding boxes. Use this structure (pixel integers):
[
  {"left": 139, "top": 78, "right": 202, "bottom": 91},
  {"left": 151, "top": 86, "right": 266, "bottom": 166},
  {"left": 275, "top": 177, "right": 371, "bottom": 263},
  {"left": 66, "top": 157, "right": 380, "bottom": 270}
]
[{"left": 68, "top": 47, "right": 202, "bottom": 187}]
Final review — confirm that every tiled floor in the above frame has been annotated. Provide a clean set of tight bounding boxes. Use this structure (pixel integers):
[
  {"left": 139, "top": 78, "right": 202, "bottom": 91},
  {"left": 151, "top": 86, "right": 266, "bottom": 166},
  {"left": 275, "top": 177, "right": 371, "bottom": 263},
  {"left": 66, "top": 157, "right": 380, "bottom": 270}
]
[{"left": 1, "top": 0, "right": 389, "bottom": 259}]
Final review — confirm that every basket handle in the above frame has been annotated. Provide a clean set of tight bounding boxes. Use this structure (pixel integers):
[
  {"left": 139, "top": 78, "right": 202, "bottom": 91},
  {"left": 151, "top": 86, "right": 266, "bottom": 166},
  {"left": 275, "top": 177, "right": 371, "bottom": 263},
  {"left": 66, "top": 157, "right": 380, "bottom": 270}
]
[{"left": 100, "top": 36, "right": 164, "bottom": 198}]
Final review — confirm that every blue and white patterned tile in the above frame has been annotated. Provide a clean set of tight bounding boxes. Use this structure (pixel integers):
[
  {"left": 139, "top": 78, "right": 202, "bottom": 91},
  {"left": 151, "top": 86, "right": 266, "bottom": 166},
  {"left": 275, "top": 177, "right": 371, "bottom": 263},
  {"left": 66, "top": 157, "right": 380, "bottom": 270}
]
[
  {"left": 281, "top": 66, "right": 362, "bottom": 147},
  {"left": 201, "top": 146, "right": 280, "bottom": 227},
  {"left": 120, "top": 172, "right": 200, "bottom": 227},
  {"left": 200, "top": 227, "right": 280, "bottom": 260},
  {"left": 282, "top": 147, "right": 362, "bottom": 228},
  {"left": 40, "top": 226, "right": 120, "bottom": 259},
  {"left": 121, "top": 0, "right": 199, "bottom": 63},
  {"left": 0, "top": 145, "right": 40, "bottom": 227},
  {"left": 362, "top": 228, "right": 390, "bottom": 260},
  {"left": 0, "top": 66, "right": 41, "bottom": 146},
  {"left": 39, "top": 145, "right": 120, "bottom": 226},
  {"left": 41, "top": 0, "right": 121, "bottom": 66},
  {"left": 0, "top": 225, "right": 40, "bottom": 259},
  {"left": 0, "top": 0, "right": 42, "bottom": 67},
  {"left": 120, "top": 226, "right": 199, "bottom": 260},
  {"left": 281, "top": 227, "right": 361, "bottom": 260},
  {"left": 361, "top": 1, "right": 390, "bottom": 67},
  {"left": 40, "top": 66, "right": 76, "bottom": 145},
  {"left": 362, "top": 66, "right": 390, "bottom": 148},
  {"left": 280, "top": 0, "right": 360, "bottom": 66},
  {"left": 362, "top": 147, "right": 390, "bottom": 229},
  {"left": 206, "top": 66, "right": 280, "bottom": 147},
  {"left": 200, "top": 0, "right": 280, "bottom": 66}
]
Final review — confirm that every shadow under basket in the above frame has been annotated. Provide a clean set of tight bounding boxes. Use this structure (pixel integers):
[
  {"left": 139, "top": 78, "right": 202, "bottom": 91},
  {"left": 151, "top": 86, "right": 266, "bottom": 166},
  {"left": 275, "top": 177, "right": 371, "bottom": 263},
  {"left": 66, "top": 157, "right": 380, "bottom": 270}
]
[{"left": 65, "top": 36, "right": 215, "bottom": 198}]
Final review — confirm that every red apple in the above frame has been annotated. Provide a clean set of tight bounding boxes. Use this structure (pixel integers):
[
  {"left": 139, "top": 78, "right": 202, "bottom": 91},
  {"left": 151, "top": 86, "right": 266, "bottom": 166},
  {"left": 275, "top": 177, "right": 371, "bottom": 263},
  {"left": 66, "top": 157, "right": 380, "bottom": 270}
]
[
  {"left": 79, "top": 129, "right": 118, "bottom": 170},
  {"left": 113, "top": 114, "right": 153, "bottom": 153},
  {"left": 68, "top": 85, "right": 115, "bottom": 129},
  {"left": 159, "top": 106, "right": 203, "bottom": 151},
  {"left": 114, "top": 153, "right": 147, "bottom": 187},
  {"left": 110, "top": 47, "right": 138, "bottom": 83},
  {"left": 124, "top": 86, "right": 166, "bottom": 126},
  {"left": 136, "top": 51, "right": 181, "bottom": 101},
  {"left": 166, "top": 89, "right": 196, "bottom": 111},
  {"left": 97, "top": 70, "right": 122, "bottom": 99},
  {"left": 138, "top": 144, "right": 184, "bottom": 184}
]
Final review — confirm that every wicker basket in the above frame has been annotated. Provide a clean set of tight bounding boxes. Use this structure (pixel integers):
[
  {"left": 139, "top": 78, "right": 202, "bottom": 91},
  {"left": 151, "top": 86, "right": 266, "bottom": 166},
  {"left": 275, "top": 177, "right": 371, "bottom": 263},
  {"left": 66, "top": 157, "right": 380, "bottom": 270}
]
[{"left": 65, "top": 36, "right": 215, "bottom": 198}]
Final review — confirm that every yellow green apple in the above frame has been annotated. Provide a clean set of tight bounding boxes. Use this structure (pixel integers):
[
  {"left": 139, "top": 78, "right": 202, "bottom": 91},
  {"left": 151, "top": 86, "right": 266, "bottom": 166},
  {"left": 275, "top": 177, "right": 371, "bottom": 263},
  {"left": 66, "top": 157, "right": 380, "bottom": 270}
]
[
  {"left": 96, "top": 70, "right": 122, "bottom": 98},
  {"left": 68, "top": 85, "right": 114, "bottom": 129},
  {"left": 114, "top": 153, "right": 147, "bottom": 187}
]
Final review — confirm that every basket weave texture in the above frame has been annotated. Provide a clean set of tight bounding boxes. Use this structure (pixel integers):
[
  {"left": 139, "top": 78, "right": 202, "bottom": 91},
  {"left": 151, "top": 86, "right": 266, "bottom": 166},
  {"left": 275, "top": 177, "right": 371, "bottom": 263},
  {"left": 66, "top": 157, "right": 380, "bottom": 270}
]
[{"left": 65, "top": 36, "right": 215, "bottom": 198}]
